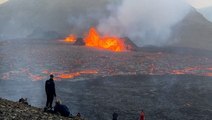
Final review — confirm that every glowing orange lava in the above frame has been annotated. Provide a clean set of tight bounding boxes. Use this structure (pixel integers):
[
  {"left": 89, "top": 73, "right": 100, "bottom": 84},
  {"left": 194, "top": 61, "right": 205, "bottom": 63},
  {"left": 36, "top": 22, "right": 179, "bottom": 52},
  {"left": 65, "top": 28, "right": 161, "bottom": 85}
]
[
  {"left": 203, "top": 72, "right": 212, "bottom": 77},
  {"left": 169, "top": 66, "right": 212, "bottom": 76},
  {"left": 63, "top": 27, "right": 127, "bottom": 52},
  {"left": 64, "top": 34, "right": 76, "bottom": 43},
  {"left": 57, "top": 70, "right": 98, "bottom": 79},
  {"left": 40, "top": 69, "right": 98, "bottom": 80},
  {"left": 58, "top": 73, "right": 80, "bottom": 79},
  {"left": 84, "top": 27, "right": 127, "bottom": 52}
]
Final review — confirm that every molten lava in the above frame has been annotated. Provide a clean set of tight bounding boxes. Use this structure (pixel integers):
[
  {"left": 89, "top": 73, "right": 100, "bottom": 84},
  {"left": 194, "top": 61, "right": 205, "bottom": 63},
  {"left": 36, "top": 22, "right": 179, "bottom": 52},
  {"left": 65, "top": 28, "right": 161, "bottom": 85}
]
[
  {"left": 64, "top": 34, "right": 76, "bottom": 43},
  {"left": 41, "top": 69, "right": 98, "bottom": 80},
  {"left": 84, "top": 28, "right": 126, "bottom": 52},
  {"left": 57, "top": 70, "right": 98, "bottom": 79},
  {"left": 169, "top": 66, "right": 212, "bottom": 76},
  {"left": 63, "top": 28, "right": 127, "bottom": 52}
]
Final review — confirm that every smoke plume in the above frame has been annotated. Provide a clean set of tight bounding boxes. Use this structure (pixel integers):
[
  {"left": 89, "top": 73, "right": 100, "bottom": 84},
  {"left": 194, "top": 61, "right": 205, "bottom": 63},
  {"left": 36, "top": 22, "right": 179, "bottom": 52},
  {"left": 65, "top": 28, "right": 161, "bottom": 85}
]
[
  {"left": 0, "top": 0, "right": 110, "bottom": 39},
  {"left": 98, "top": 0, "right": 191, "bottom": 46},
  {"left": 0, "top": 0, "right": 191, "bottom": 47}
]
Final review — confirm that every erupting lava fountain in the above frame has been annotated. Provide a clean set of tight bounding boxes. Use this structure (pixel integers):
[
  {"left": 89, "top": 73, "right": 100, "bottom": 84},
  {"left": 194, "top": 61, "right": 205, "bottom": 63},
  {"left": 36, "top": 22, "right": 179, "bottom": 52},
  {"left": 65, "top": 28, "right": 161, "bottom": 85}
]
[{"left": 64, "top": 27, "right": 128, "bottom": 52}]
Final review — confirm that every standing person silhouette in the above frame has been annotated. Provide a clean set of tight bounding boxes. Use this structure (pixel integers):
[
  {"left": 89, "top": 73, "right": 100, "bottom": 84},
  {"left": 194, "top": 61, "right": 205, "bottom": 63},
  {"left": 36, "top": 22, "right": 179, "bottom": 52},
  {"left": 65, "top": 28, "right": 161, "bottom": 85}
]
[
  {"left": 112, "top": 112, "right": 118, "bottom": 120},
  {"left": 139, "top": 110, "right": 145, "bottom": 120},
  {"left": 45, "top": 74, "right": 56, "bottom": 110}
]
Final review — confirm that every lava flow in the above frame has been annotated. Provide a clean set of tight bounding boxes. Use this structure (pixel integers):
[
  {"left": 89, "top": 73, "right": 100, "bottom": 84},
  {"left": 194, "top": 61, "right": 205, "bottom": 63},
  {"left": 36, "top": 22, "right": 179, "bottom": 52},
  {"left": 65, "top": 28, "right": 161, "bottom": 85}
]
[
  {"left": 57, "top": 70, "right": 98, "bottom": 79},
  {"left": 64, "top": 34, "right": 76, "bottom": 43},
  {"left": 63, "top": 27, "right": 127, "bottom": 52},
  {"left": 169, "top": 66, "right": 212, "bottom": 76},
  {"left": 42, "top": 69, "right": 98, "bottom": 80}
]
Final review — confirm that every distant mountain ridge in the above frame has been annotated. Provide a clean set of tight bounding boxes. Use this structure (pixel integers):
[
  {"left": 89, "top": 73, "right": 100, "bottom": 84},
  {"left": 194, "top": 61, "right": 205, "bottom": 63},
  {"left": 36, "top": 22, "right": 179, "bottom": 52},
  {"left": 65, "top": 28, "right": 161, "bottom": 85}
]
[
  {"left": 171, "top": 8, "right": 212, "bottom": 50},
  {"left": 199, "top": 6, "right": 212, "bottom": 22}
]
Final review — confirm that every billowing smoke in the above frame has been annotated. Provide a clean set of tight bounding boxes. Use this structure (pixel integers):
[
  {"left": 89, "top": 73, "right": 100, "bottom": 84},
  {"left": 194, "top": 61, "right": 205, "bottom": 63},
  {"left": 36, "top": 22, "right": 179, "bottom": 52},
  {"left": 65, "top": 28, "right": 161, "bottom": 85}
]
[
  {"left": 98, "top": 0, "right": 191, "bottom": 46},
  {"left": 0, "top": 0, "right": 191, "bottom": 47},
  {"left": 0, "top": 0, "right": 111, "bottom": 40}
]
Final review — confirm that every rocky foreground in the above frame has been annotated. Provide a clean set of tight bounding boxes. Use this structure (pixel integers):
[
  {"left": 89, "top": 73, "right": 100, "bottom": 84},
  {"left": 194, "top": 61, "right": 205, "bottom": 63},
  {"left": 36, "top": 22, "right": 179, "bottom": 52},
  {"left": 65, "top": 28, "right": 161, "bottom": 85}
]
[{"left": 0, "top": 98, "right": 83, "bottom": 120}]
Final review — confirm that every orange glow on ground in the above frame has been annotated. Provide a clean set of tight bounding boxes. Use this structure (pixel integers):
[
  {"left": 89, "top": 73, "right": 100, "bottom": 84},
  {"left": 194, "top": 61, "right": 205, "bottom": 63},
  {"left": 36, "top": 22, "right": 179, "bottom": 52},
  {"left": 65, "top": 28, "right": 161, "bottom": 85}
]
[
  {"left": 206, "top": 68, "right": 212, "bottom": 70},
  {"left": 57, "top": 70, "right": 98, "bottom": 79},
  {"left": 170, "top": 70, "right": 186, "bottom": 75},
  {"left": 169, "top": 66, "right": 212, "bottom": 76},
  {"left": 29, "top": 73, "right": 44, "bottom": 81},
  {"left": 203, "top": 72, "right": 212, "bottom": 76},
  {"left": 40, "top": 69, "right": 98, "bottom": 80},
  {"left": 64, "top": 34, "right": 76, "bottom": 43}
]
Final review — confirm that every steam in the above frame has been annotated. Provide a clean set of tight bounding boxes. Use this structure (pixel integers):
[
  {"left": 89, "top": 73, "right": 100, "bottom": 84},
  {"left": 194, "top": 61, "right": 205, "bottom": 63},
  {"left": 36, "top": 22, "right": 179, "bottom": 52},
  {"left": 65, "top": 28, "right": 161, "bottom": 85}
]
[
  {"left": 0, "top": 0, "right": 110, "bottom": 39},
  {"left": 98, "top": 0, "right": 191, "bottom": 46},
  {"left": 0, "top": 0, "right": 191, "bottom": 46}
]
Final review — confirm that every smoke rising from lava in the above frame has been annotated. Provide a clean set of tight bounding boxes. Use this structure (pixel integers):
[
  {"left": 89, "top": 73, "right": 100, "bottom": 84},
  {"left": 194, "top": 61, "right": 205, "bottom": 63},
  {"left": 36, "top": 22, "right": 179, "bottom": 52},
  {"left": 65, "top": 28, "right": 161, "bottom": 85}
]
[
  {"left": 0, "top": 0, "right": 191, "bottom": 47},
  {"left": 98, "top": 0, "right": 191, "bottom": 46}
]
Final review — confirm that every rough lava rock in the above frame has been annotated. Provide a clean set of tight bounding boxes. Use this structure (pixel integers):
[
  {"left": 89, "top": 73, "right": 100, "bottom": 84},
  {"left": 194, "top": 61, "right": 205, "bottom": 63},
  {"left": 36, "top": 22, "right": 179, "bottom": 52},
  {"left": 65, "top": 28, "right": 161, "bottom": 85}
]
[{"left": 0, "top": 98, "right": 84, "bottom": 120}]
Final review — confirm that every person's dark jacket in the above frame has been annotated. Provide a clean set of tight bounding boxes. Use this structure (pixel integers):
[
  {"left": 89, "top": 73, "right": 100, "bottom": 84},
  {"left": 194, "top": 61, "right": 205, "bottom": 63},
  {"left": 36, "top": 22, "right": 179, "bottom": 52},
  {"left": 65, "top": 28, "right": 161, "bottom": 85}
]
[
  {"left": 113, "top": 112, "right": 118, "bottom": 120},
  {"left": 45, "top": 79, "right": 56, "bottom": 96},
  {"left": 54, "top": 104, "right": 70, "bottom": 117}
]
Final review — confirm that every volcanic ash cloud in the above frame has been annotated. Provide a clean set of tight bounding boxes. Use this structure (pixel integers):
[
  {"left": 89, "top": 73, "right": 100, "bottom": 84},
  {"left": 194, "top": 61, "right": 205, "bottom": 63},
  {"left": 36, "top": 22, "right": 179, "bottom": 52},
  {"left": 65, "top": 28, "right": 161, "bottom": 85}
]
[{"left": 97, "top": 0, "right": 191, "bottom": 47}]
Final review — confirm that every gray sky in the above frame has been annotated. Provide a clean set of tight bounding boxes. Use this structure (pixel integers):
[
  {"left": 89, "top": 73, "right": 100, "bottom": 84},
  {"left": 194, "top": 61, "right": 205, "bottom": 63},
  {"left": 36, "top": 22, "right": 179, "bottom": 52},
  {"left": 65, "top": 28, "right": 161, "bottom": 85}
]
[
  {"left": 186, "top": 0, "right": 212, "bottom": 9},
  {"left": 186, "top": 0, "right": 212, "bottom": 22},
  {"left": 1, "top": 0, "right": 212, "bottom": 8}
]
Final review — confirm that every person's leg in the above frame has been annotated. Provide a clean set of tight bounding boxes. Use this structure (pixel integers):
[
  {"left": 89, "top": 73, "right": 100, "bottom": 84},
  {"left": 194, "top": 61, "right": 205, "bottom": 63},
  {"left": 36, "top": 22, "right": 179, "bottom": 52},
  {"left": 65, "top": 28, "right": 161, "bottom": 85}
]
[
  {"left": 49, "top": 95, "right": 54, "bottom": 108},
  {"left": 46, "top": 94, "right": 50, "bottom": 107}
]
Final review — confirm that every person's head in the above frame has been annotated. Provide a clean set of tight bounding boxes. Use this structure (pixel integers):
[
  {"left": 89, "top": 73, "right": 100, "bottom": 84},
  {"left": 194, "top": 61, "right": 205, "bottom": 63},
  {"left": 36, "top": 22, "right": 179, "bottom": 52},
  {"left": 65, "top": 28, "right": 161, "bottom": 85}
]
[
  {"left": 50, "top": 74, "right": 54, "bottom": 79},
  {"left": 77, "top": 113, "right": 81, "bottom": 117},
  {"left": 113, "top": 112, "right": 117, "bottom": 115},
  {"left": 55, "top": 99, "right": 61, "bottom": 105}
]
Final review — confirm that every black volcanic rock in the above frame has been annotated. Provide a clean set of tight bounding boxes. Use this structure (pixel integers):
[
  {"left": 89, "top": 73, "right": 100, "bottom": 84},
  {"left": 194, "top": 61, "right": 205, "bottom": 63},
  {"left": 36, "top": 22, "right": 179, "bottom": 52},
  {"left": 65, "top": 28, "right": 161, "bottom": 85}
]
[
  {"left": 0, "top": 98, "right": 84, "bottom": 120},
  {"left": 73, "top": 38, "right": 85, "bottom": 46},
  {"left": 122, "top": 37, "right": 138, "bottom": 51}
]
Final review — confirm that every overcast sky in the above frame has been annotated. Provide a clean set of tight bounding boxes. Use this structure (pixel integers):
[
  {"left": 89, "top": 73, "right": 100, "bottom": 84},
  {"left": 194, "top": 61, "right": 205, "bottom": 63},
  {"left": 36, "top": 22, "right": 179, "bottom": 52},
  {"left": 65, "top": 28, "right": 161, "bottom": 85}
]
[
  {"left": 0, "top": 0, "right": 8, "bottom": 4},
  {"left": 1, "top": 0, "right": 212, "bottom": 9},
  {"left": 186, "top": 0, "right": 212, "bottom": 9},
  {"left": 185, "top": 0, "right": 212, "bottom": 22}
]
